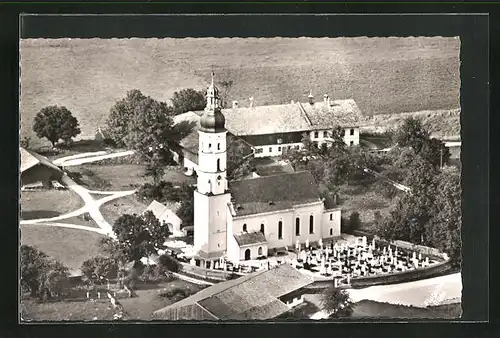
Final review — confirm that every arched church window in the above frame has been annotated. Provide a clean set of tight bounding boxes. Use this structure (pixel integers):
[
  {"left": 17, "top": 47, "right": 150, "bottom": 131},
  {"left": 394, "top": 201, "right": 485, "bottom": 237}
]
[
  {"left": 295, "top": 218, "right": 300, "bottom": 236},
  {"left": 258, "top": 247, "right": 263, "bottom": 256},
  {"left": 243, "top": 224, "right": 247, "bottom": 232},
  {"left": 278, "top": 221, "right": 283, "bottom": 239},
  {"left": 309, "top": 215, "right": 314, "bottom": 234},
  {"left": 260, "top": 224, "right": 265, "bottom": 234},
  {"left": 217, "top": 143, "right": 220, "bottom": 150},
  {"left": 217, "top": 158, "right": 221, "bottom": 171},
  {"left": 208, "top": 143, "right": 212, "bottom": 149}
]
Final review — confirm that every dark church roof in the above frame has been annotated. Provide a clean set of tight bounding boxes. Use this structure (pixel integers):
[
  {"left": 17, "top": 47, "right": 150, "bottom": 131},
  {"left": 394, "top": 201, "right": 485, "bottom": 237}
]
[
  {"left": 229, "top": 171, "right": 322, "bottom": 217},
  {"left": 152, "top": 264, "right": 313, "bottom": 321},
  {"left": 234, "top": 231, "right": 267, "bottom": 247}
]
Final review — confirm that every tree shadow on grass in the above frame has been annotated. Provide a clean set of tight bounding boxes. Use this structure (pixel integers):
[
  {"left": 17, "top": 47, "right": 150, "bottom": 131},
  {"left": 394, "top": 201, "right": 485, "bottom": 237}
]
[{"left": 21, "top": 210, "right": 60, "bottom": 220}]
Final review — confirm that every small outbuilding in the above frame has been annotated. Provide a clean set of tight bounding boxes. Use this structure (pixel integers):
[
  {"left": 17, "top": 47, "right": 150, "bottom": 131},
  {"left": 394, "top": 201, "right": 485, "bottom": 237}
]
[
  {"left": 20, "top": 147, "right": 64, "bottom": 189},
  {"left": 144, "top": 200, "right": 183, "bottom": 237}
]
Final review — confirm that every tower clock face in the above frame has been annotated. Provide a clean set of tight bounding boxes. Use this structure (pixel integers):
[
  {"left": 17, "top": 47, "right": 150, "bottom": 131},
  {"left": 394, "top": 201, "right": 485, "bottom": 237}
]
[{"left": 217, "top": 175, "right": 222, "bottom": 180}]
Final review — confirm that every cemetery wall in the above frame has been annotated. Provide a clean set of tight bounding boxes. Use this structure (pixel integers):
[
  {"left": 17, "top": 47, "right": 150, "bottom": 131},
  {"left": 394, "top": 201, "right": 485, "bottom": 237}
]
[{"left": 349, "top": 259, "right": 452, "bottom": 288}]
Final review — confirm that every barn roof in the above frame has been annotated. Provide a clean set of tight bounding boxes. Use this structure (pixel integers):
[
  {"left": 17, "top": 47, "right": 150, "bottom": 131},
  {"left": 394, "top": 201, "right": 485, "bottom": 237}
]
[
  {"left": 20, "top": 147, "right": 63, "bottom": 173},
  {"left": 152, "top": 264, "right": 313, "bottom": 321}
]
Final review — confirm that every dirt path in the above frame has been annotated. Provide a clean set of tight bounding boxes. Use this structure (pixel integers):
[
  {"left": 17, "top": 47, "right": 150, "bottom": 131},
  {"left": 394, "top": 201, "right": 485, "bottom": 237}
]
[{"left": 21, "top": 151, "right": 137, "bottom": 238}]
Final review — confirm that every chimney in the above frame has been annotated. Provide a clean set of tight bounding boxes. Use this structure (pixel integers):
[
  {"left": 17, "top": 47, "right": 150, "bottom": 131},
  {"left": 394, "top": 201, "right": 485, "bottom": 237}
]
[
  {"left": 308, "top": 90, "right": 314, "bottom": 105},
  {"left": 249, "top": 96, "right": 254, "bottom": 108},
  {"left": 232, "top": 100, "right": 239, "bottom": 109}
]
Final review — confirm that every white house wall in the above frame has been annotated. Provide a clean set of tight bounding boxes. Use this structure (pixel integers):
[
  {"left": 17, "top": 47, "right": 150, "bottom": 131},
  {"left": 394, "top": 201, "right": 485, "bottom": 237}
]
[
  {"left": 239, "top": 245, "right": 268, "bottom": 260},
  {"left": 321, "top": 209, "right": 342, "bottom": 239},
  {"left": 253, "top": 142, "right": 304, "bottom": 158}
]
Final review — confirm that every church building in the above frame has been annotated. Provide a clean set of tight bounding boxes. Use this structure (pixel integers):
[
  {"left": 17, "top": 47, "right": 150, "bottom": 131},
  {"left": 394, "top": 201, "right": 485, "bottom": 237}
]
[{"left": 192, "top": 74, "right": 342, "bottom": 268}]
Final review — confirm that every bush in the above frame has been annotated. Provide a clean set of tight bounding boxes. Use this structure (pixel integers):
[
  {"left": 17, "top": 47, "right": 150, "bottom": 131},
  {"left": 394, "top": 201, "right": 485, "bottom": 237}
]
[
  {"left": 158, "top": 254, "right": 182, "bottom": 273},
  {"left": 349, "top": 212, "right": 362, "bottom": 231},
  {"left": 141, "top": 264, "right": 171, "bottom": 283}
]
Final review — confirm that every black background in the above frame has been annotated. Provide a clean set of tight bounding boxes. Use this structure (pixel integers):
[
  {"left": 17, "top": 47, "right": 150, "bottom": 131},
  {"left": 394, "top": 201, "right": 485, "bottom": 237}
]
[{"left": 1, "top": 1, "right": 495, "bottom": 337}]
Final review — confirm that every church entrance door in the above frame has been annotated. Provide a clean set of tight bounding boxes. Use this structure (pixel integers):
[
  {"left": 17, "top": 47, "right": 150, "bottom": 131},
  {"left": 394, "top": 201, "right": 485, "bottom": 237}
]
[{"left": 244, "top": 249, "right": 251, "bottom": 260}]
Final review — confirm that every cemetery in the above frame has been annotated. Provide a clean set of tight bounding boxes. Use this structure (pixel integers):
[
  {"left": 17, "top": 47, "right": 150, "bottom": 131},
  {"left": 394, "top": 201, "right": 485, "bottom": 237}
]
[{"left": 164, "top": 235, "right": 449, "bottom": 288}]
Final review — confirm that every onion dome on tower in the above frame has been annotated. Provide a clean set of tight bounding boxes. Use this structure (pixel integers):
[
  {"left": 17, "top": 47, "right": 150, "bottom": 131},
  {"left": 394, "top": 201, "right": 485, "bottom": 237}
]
[{"left": 200, "top": 72, "right": 226, "bottom": 133}]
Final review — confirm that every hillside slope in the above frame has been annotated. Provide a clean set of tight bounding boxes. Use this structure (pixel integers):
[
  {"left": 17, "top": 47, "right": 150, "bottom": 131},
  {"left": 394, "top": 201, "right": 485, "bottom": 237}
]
[{"left": 20, "top": 37, "right": 460, "bottom": 147}]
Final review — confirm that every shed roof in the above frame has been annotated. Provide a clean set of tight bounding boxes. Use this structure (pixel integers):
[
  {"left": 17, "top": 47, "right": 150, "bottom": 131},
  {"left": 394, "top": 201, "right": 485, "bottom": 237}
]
[
  {"left": 234, "top": 231, "right": 267, "bottom": 247},
  {"left": 144, "top": 200, "right": 182, "bottom": 224}
]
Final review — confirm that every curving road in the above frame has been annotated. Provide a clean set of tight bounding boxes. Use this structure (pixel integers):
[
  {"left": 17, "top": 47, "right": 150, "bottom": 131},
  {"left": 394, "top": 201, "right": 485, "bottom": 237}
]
[{"left": 20, "top": 150, "right": 137, "bottom": 238}]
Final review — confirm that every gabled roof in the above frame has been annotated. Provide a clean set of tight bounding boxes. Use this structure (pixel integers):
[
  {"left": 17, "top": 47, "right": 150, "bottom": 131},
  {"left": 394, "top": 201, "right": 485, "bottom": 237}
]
[
  {"left": 20, "top": 147, "right": 63, "bottom": 173},
  {"left": 229, "top": 171, "right": 322, "bottom": 217},
  {"left": 234, "top": 231, "right": 267, "bottom": 247},
  {"left": 299, "top": 99, "right": 363, "bottom": 129},
  {"left": 222, "top": 104, "right": 310, "bottom": 136},
  {"left": 144, "top": 200, "right": 182, "bottom": 224},
  {"left": 152, "top": 264, "right": 314, "bottom": 321}
]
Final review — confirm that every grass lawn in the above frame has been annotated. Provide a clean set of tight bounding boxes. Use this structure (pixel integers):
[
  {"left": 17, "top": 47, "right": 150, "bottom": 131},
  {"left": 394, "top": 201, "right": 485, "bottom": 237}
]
[
  {"left": 59, "top": 213, "right": 100, "bottom": 228},
  {"left": 20, "top": 190, "right": 84, "bottom": 220},
  {"left": 337, "top": 182, "right": 398, "bottom": 226},
  {"left": 20, "top": 224, "right": 106, "bottom": 275},
  {"left": 119, "top": 279, "right": 203, "bottom": 320},
  {"left": 68, "top": 164, "right": 195, "bottom": 191},
  {"left": 21, "top": 298, "right": 117, "bottom": 322},
  {"left": 20, "top": 37, "right": 459, "bottom": 147},
  {"left": 101, "top": 196, "right": 148, "bottom": 226}
]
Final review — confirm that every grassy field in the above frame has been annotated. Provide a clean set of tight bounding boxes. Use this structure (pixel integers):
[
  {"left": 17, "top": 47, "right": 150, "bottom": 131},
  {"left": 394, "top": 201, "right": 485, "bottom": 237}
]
[
  {"left": 352, "top": 300, "right": 462, "bottom": 319},
  {"left": 68, "top": 164, "right": 195, "bottom": 191},
  {"left": 101, "top": 196, "right": 147, "bottom": 226},
  {"left": 20, "top": 190, "right": 84, "bottom": 220},
  {"left": 60, "top": 213, "right": 100, "bottom": 228},
  {"left": 337, "top": 183, "right": 398, "bottom": 226},
  {"left": 360, "top": 108, "right": 461, "bottom": 139},
  {"left": 20, "top": 37, "right": 460, "bottom": 148},
  {"left": 20, "top": 224, "right": 106, "bottom": 275},
  {"left": 21, "top": 278, "right": 202, "bottom": 321}
]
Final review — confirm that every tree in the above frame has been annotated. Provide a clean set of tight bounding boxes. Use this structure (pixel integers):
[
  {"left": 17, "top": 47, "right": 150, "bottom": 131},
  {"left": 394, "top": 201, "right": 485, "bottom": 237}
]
[
  {"left": 226, "top": 135, "right": 254, "bottom": 181},
  {"left": 348, "top": 211, "right": 361, "bottom": 232},
  {"left": 425, "top": 167, "right": 462, "bottom": 266},
  {"left": 37, "top": 260, "right": 70, "bottom": 300},
  {"left": 420, "top": 137, "right": 451, "bottom": 168},
  {"left": 33, "top": 106, "right": 81, "bottom": 147},
  {"left": 20, "top": 245, "right": 49, "bottom": 297},
  {"left": 112, "top": 212, "right": 171, "bottom": 264},
  {"left": 158, "top": 254, "right": 182, "bottom": 273},
  {"left": 321, "top": 286, "right": 354, "bottom": 318},
  {"left": 171, "top": 88, "right": 206, "bottom": 115},
  {"left": 176, "top": 198, "right": 194, "bottom": 227},
  {"left": 325, "top": 126, "right": 347, "bottom": 153},
  {"left": 81, "top": 256, "right": 119, "bottom": 285},
  {"left": 394, "top": 117, "right": 430, "bottom": 153},
  {"left": 143, "top": 152, "right": 165, "bottom": 186},
  {"left": 217, "top": 78, "right": 234, "bottom": 109}
]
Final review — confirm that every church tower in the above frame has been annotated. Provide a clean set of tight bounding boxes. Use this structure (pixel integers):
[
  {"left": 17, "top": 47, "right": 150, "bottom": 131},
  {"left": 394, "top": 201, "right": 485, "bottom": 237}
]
[{"left": 193, "top": 73, "right": 231, "bottom": 264}]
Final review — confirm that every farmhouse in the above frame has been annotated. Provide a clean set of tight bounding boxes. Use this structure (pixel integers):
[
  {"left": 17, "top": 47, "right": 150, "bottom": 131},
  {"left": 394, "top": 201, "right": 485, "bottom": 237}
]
[
  {"left": 152, "top": 263, "right": 313, "bottom": 321},
  {"left": 20, "top": 147, "right": 64, "bottom": 189},
  {"left": 174, "top": 92, "right": 362, "bottom": 173},
  {"left": 190, "top": 74, "right": 342, "bottom": 267}
]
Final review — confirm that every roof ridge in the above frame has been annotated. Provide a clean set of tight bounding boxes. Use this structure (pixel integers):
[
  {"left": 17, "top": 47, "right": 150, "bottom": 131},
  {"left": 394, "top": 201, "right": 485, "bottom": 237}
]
[{"left": 296, "top": 102, "right": 313, "bottom": 126}]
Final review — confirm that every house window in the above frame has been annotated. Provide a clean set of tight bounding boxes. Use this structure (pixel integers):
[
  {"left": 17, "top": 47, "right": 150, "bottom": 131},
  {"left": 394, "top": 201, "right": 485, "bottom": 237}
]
[
  {"left": 243, "top": 224, "right": 247, "bottom": 232},
  {"left": 288, "top": 146, "right": 291, "bottom": 150},
  {"left": 295, "top": 145, "right": 300, "bottom": 150},
  {"left": 330, "top": 228, "right": 333, "bottom": 236},
  {"left": 278, "top": 146, "right": 282, "bottom": 152},
  {"left": 269, "top": 147, "right": 272, "bottom": 153},
  {"left": 309, "top": 215, "right": 314, "bottom": 234},
  {"left": 258, "top": 247, "right": 263, "bottom": 256},
  {"left": 278, "top": 221, "right": 283, "bottom": 239},
  {"left": 208, "top": 143, "right": 212, "bottom": 149},
  {"left": 342, "top": 129, "right": 346, "bottom": 136},
  {"left": 350, "top": 141, "right": 354, "bottom": 146},
  {"left": 260, "top": 224, "right": 265, "bottom": 234},
  {"left": 330, "top": 213, "right": 333, "bottom": 221},
  {"left": 255, "top": 148, "right": 263, "bottom": 154},
  {"left": 295, "top": 218, "right": 300, "bottom": 236},
  {"left": 350, "top": 128, "right": 354, "bottom": 136},
  {"left": 217, "top": 158, "right": 221, "bottom": 171},
  {"left": 217, "top": 143, "right": 220, "bottom": 150},
  {"left": 314, "top": 131, "right": 319, "bottom": 138}
]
